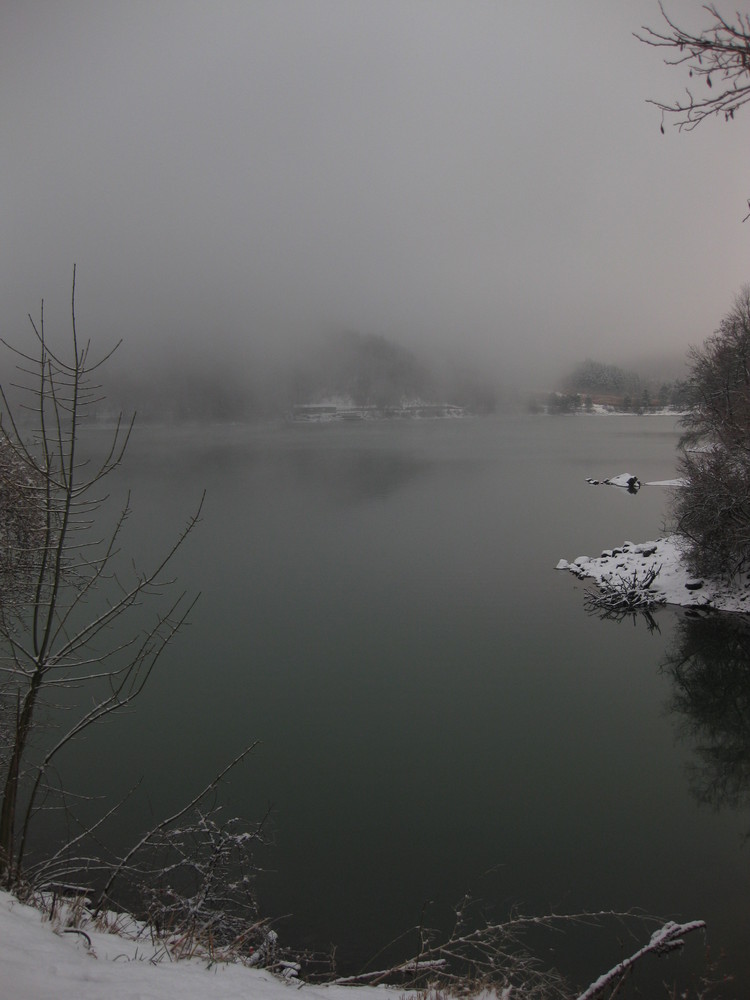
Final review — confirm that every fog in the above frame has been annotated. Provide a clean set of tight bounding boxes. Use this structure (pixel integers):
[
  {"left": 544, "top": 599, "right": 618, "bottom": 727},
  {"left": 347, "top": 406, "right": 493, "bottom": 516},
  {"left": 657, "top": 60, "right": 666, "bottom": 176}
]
[{"left": 1, "top": 0, "right": 748, "bottom": 395}]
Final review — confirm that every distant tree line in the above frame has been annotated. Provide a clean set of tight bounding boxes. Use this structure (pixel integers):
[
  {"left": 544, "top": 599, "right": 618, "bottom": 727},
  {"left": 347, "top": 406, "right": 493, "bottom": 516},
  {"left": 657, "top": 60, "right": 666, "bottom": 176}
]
[
  {"left": 552, "top": 358, "right": 689, "bottom": 413},
  {"left": 545, "top": 392, "right": 589, "bottom": 415},
  {"left": 563, "top": 358, "right": 643, "bottom": 397},
  {"left": 92, "top": 330, "right": 499, "bottom": 423},
  {"left": 290, "top": 330, "right": 498, "bottom": 414},
  {"left": 290, "top": 331, "right": 430, "bottom": 409}
]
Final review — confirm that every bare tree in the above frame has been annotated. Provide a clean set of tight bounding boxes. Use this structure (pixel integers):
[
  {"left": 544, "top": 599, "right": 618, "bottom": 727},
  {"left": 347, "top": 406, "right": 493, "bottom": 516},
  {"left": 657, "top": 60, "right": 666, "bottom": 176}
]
[{"left": 0, "top": 268, "right": 203, "bottom": 888}]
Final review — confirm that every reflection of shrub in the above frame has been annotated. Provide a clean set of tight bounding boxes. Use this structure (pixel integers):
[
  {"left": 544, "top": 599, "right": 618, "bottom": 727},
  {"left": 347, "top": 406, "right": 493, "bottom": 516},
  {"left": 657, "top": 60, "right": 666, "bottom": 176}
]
[{"left": 664, "top": 612, "right": 750, "bottom": 814}]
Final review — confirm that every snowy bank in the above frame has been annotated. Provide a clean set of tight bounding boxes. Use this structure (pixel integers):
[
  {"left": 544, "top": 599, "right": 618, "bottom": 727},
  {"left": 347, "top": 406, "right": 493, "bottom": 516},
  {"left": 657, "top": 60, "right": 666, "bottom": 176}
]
[
  {"left": 0, "top": 891, "right": 409, "bottom": 1000},
  {"left": 0, "top": 890, "right": 709, "bottom": 1000},
  {"left": 556, "top": 536, "right": 750, "bottom": 614}
]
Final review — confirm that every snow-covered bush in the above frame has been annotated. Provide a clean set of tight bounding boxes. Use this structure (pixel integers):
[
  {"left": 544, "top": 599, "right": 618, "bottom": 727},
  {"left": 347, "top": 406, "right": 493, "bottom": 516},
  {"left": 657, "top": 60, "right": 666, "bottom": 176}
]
[{"left": 583, "top": 564, "right": 664, "bottom": 617}]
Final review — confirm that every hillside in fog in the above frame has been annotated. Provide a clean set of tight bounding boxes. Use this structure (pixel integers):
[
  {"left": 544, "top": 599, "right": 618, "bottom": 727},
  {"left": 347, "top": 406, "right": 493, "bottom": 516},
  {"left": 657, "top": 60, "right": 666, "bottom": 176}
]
[{"left": 96, "top": 331, "right": 500, "bottom": 422}]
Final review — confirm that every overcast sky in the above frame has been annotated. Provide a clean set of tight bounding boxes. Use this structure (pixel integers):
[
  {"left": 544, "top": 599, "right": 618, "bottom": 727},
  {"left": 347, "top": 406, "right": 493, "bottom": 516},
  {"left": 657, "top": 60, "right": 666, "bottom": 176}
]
[{"left": 1, "top": 0, "right": 748, "bottom": 386}]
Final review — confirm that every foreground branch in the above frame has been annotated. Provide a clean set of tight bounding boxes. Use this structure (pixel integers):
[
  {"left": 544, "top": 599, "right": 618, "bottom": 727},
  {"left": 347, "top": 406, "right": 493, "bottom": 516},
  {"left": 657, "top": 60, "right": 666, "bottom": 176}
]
[
  {"left": 94, "top": 741, "right": 260, "bottom": 910},
  {"left": 576, "top": 919, "right": 706, "bottom": 1000}
]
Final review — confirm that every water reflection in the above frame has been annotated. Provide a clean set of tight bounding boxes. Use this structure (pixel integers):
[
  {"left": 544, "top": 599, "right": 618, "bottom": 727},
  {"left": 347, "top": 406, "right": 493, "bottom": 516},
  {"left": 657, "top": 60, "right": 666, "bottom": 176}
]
[
  {"left": 280, "top": 442, "right": 432, "bottom": 507},
  {"left": 583, "top": 597, "right": 662, "bottom": 633},
  {"left": 584, "top": 599, "right": 750, "bottom": 819},
  {"left": 663, "top": 610, "right": 750, "bottom": 816}
]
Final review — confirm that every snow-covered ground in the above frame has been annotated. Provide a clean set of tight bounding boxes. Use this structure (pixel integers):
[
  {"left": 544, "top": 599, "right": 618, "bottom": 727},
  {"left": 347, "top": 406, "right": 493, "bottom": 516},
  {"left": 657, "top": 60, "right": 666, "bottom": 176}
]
[
  {"left": 0, "top": 890, "right": 412, "bottom": 1000},
  {"left": 0, "top": 890, "right": 707, "bottom": 1000},
  {"left": 557, "top": 535, "right": 750, "bottom": 614}
]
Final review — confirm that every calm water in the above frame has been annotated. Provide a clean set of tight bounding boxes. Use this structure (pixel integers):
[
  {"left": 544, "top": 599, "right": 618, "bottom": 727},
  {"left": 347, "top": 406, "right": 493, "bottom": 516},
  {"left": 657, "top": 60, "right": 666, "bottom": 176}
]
[{"left": 55, "top": 414, "right": 750, "bottom": 991}]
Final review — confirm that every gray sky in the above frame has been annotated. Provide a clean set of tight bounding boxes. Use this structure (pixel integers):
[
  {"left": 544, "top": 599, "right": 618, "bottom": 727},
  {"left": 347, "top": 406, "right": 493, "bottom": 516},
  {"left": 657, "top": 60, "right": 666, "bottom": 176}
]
[{"left": 1, "top": 0, "right": 748, "bottom": 387}]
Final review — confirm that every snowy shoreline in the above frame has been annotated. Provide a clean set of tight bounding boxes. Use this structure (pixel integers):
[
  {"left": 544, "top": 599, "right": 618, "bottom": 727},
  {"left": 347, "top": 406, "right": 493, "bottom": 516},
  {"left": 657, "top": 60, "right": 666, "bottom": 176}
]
[
  {"left": 556, "top": 535, "right": 750, "bottom": 614},
  {"left": 0, "top": 890, "right": 413, "bottom": 1000},
  {"left": 0, "top": 889, "right": 707, "bottom": 1000}
]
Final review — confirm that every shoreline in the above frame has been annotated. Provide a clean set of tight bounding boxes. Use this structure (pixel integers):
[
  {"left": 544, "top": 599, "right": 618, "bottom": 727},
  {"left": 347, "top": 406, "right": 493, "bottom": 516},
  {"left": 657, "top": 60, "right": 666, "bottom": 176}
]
[
  {"left": 556, "top": 535, "right": 750, "bottom": 614},
  {"left": 0, "top": 889, "right": 409, "bottom": 1000}
]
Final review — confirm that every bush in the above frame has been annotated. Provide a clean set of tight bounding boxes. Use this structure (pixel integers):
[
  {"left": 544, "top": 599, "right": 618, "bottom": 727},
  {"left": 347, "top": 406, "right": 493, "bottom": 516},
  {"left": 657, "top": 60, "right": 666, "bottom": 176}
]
[
  {"left": 673, "top": 287, "right": 750, "bottom": 580},
  {"left": 674, "top": 447, "right": 750, "bottom": 579}
]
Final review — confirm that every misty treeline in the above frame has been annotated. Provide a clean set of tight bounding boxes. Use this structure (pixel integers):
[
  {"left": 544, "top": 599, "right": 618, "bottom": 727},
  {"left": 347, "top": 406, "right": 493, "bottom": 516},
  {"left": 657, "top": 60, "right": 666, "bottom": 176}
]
[
  {"left": 552, "top": 358, "right": 687, "bottom": 413},
  {"left": 92, "top": 330, "right": 498, "bottom": 423},
  {"left": 564, "top": 359, "right": 642, "bottom": 397}
]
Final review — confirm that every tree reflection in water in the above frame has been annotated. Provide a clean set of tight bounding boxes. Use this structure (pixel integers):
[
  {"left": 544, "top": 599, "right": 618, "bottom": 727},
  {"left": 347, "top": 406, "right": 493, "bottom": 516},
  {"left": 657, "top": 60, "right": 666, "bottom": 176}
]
[
  {"left": 663, "top": 610, "right": 750, "bottom": 816},
  {"left": 584, "top": 598, "right": 661, "bottom": 633}
]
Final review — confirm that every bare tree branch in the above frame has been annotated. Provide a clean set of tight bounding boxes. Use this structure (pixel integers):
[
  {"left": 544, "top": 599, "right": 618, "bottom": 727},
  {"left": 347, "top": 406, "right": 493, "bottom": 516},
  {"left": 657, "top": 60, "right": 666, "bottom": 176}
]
[
  {"left": 637, "top": 3, "right": 750, "bottom": 218},
  {"left": 576, "top": 919, "right": 706, "bottom": 1000},
  {"left": 636, "top": 3, "right": 750, "bottom": 131},
  {"left": 94, "top": 742, "right": 260, "bottom": 910}
]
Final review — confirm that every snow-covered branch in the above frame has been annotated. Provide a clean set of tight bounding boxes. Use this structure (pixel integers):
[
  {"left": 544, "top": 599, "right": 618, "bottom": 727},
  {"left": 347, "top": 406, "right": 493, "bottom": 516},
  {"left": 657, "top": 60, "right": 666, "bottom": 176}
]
[{"left": 576, "top": 919, "right": 706, "bottom": 1000}]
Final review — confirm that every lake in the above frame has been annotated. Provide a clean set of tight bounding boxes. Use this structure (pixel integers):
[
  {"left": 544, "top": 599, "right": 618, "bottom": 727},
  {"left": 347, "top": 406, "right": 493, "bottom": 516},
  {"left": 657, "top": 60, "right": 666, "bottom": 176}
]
[{"left": 52, "top": 413, "right": 750, "bottom": 993}]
